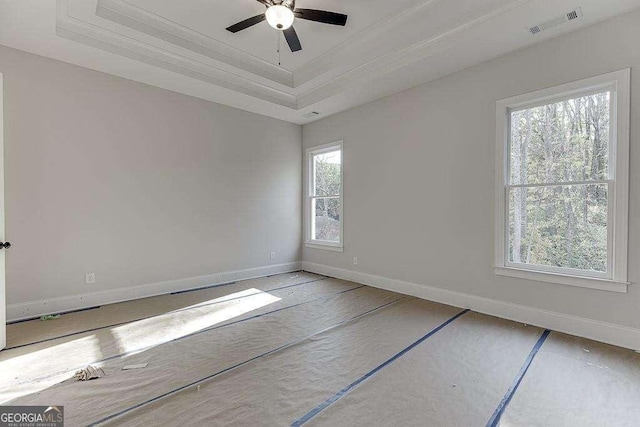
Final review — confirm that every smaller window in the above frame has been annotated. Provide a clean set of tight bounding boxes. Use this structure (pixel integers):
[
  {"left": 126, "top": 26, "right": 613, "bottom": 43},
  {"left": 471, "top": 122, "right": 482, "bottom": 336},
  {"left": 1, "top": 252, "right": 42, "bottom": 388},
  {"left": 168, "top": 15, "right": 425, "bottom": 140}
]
[{"left": 306, "top": 142, "right": 343, "bottom": 251}]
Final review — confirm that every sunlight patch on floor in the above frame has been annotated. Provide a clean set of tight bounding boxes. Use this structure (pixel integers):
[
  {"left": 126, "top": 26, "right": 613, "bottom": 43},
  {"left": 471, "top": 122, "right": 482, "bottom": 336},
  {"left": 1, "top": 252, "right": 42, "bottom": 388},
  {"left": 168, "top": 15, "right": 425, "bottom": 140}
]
[
  {"left": 0, "top": 289, "right": 280, "bottom": 402},
  {"left": 111, "top": 288, "right": 281, "bottom": 353},
  {"left": 0, "top": 335, "right": 102, "bottom": 402}
]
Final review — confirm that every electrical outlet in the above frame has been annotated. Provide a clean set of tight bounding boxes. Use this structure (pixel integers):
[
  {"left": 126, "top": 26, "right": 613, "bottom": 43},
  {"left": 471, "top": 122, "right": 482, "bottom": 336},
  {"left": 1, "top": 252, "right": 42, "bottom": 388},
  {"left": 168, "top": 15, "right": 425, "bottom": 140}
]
[
  {"left": 270, "top": 251, "right": 276, "bottom": 260},
  {"left": 86, "top": 272, "right": 96, "bottom": 284},
  {"left": 353, "top": 257, "right": 358, "bottom": 265}
]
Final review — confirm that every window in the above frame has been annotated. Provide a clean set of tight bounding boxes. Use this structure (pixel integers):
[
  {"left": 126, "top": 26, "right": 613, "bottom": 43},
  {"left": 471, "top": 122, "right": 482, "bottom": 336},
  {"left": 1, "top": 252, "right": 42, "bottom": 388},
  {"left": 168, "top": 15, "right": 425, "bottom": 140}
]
[
  {"left": 306, "top": 142, "right": 343, "bottom": 251},
  {"left": 495, "top": 70, "right": 630, "bottom": 292}
]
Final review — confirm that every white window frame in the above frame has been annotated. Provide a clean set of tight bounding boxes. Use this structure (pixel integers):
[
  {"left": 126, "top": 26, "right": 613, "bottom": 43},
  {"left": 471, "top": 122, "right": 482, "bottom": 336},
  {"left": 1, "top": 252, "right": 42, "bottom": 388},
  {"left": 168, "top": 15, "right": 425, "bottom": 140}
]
[
  {"left": 305, "top": 141, "right": 344, "bottom": 252},
  {"left": 495, "top": 69, "right": 630, "bottom": 293}
]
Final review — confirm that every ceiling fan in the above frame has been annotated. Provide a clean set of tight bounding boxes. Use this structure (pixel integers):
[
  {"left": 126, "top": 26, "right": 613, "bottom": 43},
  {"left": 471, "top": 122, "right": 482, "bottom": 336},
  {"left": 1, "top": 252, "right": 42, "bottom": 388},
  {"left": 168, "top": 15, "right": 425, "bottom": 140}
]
[{"left": 226, "top": 0, "right": 348, "bottom": 53}]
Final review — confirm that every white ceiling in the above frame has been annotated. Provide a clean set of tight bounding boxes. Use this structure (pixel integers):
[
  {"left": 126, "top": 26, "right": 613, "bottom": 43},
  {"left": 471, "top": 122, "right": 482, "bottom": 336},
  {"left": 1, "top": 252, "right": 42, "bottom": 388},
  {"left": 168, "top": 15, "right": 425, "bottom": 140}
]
[
  {"left": 125, "top": 0, "right": 416, "bottom": 72},
  {"left": 0, "top": 0, "right": 639, "bottom": 124}
]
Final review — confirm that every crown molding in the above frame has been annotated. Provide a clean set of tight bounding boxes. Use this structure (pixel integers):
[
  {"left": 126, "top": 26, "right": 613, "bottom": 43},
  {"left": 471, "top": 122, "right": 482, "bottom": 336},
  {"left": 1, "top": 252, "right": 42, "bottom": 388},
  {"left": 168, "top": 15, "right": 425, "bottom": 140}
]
[
  {"left": 95, "top": 0, "right": 445, "bottom": 89},
  {"left": 56, "top": 0, "right": 544, "bottom": 114},
  {"left": 293, "top": 0, "right": 439, "bottom": 86},
  {"left": 3, "top": 0, "right": 638, "bottom": 123},
  {"left": 96, "top": 0, "right": 294, "bottom": 88},
  {"left": 56, "top": 0, "right": 297, "bottom": 109},
  {"left": 297, "top": 0, "right": 532, "bottom": 108}
]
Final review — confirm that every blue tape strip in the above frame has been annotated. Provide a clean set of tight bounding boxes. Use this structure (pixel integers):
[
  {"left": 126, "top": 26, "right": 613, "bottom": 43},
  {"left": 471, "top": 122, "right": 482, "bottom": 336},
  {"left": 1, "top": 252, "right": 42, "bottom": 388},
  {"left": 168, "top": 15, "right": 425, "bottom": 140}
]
[
  {"left": 88, "top": 297, "right": 406, "bottom": 426},
  {"left": 485, "top": 329, "right": 551, "bottom": 427},
  {"left": 11, "top": 284, "right": 366, "bottom": 388},
  {"left": 290, "top": 308, "right": 470, "bottom": 426},
  {"left": 3, "top": 277, "right": 327, "bottom": 351}
]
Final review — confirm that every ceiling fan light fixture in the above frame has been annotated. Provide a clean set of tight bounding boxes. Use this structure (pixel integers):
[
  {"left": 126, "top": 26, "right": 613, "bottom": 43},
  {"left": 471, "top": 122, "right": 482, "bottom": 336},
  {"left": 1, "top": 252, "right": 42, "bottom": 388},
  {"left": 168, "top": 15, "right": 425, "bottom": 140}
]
[{"left": 265, "top": 5, "right": 294, "bottom": 30}]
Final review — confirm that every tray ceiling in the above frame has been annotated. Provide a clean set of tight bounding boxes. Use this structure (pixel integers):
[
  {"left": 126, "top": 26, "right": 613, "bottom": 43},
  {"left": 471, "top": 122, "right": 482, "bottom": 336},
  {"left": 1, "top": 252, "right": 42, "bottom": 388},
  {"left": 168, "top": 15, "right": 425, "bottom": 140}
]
[
  {"left": 1, "top": 0, "right": 639, "bottom": 124},
  {"left": 122, "top": 0, "right": 416, "bottom": 72}
]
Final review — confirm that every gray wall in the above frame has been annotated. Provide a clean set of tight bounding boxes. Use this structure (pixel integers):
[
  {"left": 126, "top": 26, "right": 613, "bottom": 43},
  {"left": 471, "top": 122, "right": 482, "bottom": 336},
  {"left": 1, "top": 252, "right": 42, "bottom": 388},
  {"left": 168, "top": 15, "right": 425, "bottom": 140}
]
[
  {"left": 303, "top": 9, "right": 640, "bottom": 330},
  {"left": 0, "top": 45, "right": 302, "bottom": 305}
]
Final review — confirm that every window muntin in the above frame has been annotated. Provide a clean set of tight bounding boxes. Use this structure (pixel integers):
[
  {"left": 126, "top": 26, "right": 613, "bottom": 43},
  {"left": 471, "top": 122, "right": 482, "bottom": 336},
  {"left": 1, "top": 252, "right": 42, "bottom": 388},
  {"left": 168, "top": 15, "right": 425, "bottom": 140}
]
[
  {"left": 307, "top": 143, "right": 342, "bottom": 248},
  {"left": 506, "top": 90, "right": 613, "bottom": 277}
]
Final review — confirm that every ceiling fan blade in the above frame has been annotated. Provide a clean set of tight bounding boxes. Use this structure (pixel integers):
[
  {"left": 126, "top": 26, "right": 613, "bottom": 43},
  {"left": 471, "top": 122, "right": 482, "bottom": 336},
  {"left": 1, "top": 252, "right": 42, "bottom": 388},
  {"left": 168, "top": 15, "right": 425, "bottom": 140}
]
[
  {"left": 294, "top": 9, "right": 347, "bottom": 26},
  {"left": 283, "top": 26, "right": 302, "bottom": 52},
  {"left": 255, "top": 0, "right": 271, "bottom": 6},
  {"left": 226, "top": 14, "right": 266, "bottom": 33}
]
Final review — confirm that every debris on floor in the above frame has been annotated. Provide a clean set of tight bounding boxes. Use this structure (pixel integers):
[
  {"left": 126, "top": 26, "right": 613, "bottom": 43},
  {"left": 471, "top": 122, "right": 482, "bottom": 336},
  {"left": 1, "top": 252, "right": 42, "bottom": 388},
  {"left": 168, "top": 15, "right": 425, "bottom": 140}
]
[
  {"left": 40, "top": 314, "right": 61, "bottom": 321},
  {"left": 122, "top": 363, "right": 148, "bottom": 370},
  {"left": 583, "top": 348, "right": 591, "bottom": 353},
  {"left": 74, "top": 365, "right": 105, "bottom": 381}
]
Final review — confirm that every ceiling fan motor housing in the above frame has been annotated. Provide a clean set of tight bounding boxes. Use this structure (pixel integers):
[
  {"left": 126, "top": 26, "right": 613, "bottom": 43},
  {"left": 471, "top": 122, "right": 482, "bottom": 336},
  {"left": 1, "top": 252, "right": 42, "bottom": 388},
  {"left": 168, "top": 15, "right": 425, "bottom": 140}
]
[{"left": 272, "top": 0, "right": 296, "bottom": 9}]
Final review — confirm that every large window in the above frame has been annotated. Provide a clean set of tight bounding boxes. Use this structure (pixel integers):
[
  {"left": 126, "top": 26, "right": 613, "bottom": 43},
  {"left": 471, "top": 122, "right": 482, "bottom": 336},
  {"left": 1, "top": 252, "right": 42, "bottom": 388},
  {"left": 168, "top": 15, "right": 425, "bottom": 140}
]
[
  {"left": 495, "top": 70, "right": 630, "bottom": 292},
  {"left": 306, "top": 142, "right": 343, "bottom": 251}
]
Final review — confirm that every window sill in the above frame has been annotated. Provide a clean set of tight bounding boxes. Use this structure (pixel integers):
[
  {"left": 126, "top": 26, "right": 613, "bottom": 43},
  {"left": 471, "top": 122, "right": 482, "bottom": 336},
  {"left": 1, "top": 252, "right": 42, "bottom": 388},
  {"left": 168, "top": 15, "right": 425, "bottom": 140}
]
[
  {"left": 494, "top": 266, "right": 629, "bottom": 293},
  {"left": 305, "top": 242, "right": 344, "bottom": 252}
]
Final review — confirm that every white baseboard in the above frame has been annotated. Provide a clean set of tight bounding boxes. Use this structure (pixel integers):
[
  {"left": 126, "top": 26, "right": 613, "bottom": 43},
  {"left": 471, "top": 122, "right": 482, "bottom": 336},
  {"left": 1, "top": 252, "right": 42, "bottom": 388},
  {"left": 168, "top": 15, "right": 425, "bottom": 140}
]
[
  {"left": 302, "top": 261, "right": 640, "bottom": 352},
  {"left": 7, "top": 262, "right": 302, "bottom": 322}
]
